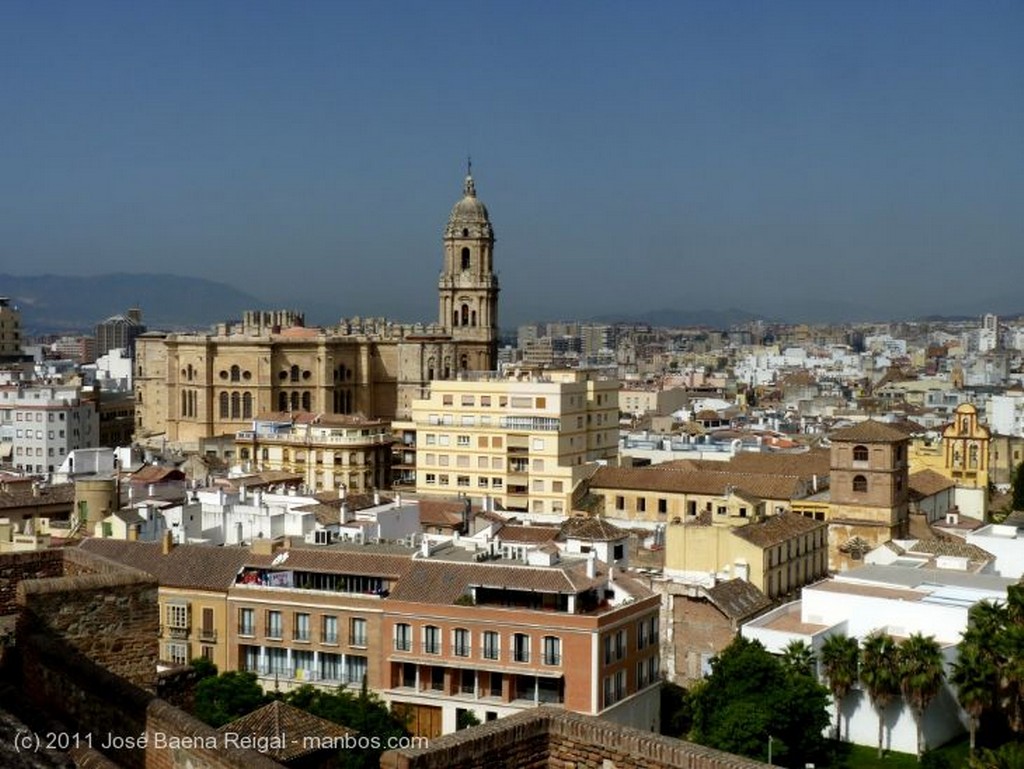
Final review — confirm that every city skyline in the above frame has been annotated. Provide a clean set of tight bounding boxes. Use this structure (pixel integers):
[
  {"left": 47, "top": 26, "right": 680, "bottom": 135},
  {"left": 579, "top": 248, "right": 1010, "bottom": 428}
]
[{"left": 1, "top": 1, "right": 1022, "bottom": 325}]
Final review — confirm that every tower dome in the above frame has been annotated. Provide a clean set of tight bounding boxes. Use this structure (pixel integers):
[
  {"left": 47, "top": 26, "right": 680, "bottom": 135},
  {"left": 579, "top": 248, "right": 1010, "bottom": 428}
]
[{"left": 445, "top": 172, "right": 493, "bottom": 238}]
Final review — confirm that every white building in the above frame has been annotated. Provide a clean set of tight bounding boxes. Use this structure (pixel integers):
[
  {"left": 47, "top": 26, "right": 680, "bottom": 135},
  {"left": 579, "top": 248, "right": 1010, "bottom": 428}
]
[
  {"left": 988, "top": 393, "right": 1024, "bottom": 437},
  {"left": 742, "top": 564, "right": 1013, "bottom": 755},
  {"left": 0, "top": 383, "right": 99, "bottom": 477},
  {"left": 965, "top": 523, "right": 1024, "bottom": 579}
]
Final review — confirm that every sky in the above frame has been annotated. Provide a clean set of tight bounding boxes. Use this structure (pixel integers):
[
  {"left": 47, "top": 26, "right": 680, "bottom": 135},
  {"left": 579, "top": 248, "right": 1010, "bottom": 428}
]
[{"left": 1, "top": 1, "right": 1022, "bottom": 326}]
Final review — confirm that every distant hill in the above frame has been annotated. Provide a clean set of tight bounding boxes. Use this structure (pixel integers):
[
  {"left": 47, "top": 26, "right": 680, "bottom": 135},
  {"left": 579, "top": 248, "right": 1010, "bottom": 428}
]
[{"left": 0, "top": 273, "right": 267, "bottom": 334}]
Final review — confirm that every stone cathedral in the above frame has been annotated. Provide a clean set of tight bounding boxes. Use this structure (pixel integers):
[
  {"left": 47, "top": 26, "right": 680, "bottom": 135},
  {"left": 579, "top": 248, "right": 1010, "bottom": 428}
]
[{"left": 134, "top": 171, "right": 499, "bottom": 449}]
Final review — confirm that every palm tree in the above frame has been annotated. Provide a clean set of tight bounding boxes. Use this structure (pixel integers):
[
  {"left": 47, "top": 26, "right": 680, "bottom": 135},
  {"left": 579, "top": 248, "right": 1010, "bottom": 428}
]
[
  {"left": 781, "top": 639, "right": 817, "bottom": 678},
  {"left": 898, "top": 633, "right": 946, "bottom": 760},
  {"left": 951, "top": 641, "right": 997, "bottom": 753},
  {"left": 861, "top": 630, "right": 900, "bottom": 758},
  {"left": 820, "top": 633, "right": 860, "bottom": 742}
]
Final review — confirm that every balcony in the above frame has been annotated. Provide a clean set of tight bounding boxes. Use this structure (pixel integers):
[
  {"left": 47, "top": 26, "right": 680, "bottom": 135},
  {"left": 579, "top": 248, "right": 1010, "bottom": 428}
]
[
  {"left": 507, "top": 485, "right": 529, "bottom": 497},
  {"left": 165, "top": 626, "right": 190, "bottom": 639},
  {"left": 199, "top": 628, "right": 217, "bottom": 642}
]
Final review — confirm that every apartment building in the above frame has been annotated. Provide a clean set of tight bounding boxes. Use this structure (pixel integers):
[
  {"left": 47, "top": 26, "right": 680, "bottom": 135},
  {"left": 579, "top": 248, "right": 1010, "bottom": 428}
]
[
  {"left": 96, "top": 308, "right": 146, "bottom": 358},
  {"left": 0, "top": 297, "right": 23, "bottom": 362},
  {"left": 0, "top": 383, "right": 99, "bottom": 476},
  {"left": 664, "top": 511, "right": 829, "bottom": 600},
  {"left": 80, "top": 536, "right": 251, "bottom": 673},
  {"left": 382, "top": 541, "right": 660, "bottom": 737},
  {"left": 409, "top": 369, "right": 619, "bottom": 514},
  {"left": 235, "top": 412, "right": 393, "bottom": 493}
]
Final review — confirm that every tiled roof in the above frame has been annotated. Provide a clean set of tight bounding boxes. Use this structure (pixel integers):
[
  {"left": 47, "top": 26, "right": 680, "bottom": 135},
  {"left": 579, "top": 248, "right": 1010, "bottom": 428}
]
[
  {"left": 218, "top": 701, "right": 354, "bottom": 762},
  {"left": 719, "top": 449, "right": 832, "bottom": 481},
  {"left": 908, "top": 470, "right": 956, "bottom": 499},
  {"left": 591, "top": 466, "right": 804, "bottom": 501},
  {"left": 388, "top": 558, "right": 619, "bottom": 605},
  {"left": 558, "top": 517, "right": 628, "bottom": 542},
  {"left": 78, "top": 539, "right": 251, "bottom": 590},
  {"left": 418, "top": 499, "right": 474, "bottom": 527},
  {"left": 730, "top": 513, "right": 826, "bottom": 548},
  {"left": 829, "top": 420, "right": 910, "bottom": 444},
  {"left": 498, "top": 525, "right": 561, "bottom": 543},
  {"left": 243, "top": 547, "right": 412, "bottom": 578},
  {"left": 226, "top": 471, "right": 304, "bottom": 489},
  {"left": 130, "top": 465, "right": 185, "bottom": 483},
  {"left": 0, "top": 483, "right": 75, "bottom": 511},
  {"left": 703, "top": 579, "right": 772, "bottom": 621},
  {"left": 893, "top": 538, "right": 995, "bottom": 564}
]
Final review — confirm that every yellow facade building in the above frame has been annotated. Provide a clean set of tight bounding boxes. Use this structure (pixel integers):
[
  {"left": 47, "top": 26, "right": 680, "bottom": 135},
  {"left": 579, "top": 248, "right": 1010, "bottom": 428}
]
[
  {"left": 408, "top": 370, "right": 619, "bottom": 515},
  {"left": 234, "top": 412, "right": 393, "bottom": 493},
  {"left": 135, "top": 171, "right": 500, "bottom": 450}
]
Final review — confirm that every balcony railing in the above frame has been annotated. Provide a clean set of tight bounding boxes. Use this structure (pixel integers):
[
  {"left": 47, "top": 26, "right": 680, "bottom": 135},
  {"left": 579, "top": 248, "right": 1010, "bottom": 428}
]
[
  {"left": 394, "top": 638, "right": 412, "bottom": 652},
  {"left": 166, "top": 626, "right": 190, "bottom": 639},
  {"left": 239, "top": 624, "right": 255, "bottom": 637},
  {"left": 199, "top": 628, "right": 217, "bottom": 642},
  {"left": 424, "top": 641, "right": 441, "bottom": 655},
  {"left": 543, "top": 653, "right": 562, "bottom": 666},
  {"left": 236, "top": 431, "right": 392, "bottom": 446}
]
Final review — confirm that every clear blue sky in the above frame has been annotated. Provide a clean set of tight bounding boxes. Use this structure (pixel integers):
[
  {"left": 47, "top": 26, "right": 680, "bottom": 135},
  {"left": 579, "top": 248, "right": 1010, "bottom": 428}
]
[{"left": 1, "top": 1, "right": 1022, "bottom": 325}]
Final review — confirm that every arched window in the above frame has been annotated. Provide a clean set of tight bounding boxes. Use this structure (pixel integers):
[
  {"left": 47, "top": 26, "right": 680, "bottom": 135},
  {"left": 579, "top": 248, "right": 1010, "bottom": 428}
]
[
  {"left": 219, "top": 392, "right": 229, "bottom": 419},
  {"left": 242, "top": 392, "right": 253, "bottom": 419},
  {"left": 230, "top": 364, "right": 240, "bottom": 382},
  {"left": 471, "top": 310, "right": 477, "bottom": 326},
  {"left": 278, "top": 392, "right": 288, "bottom": 411},
  {"left": 461, "top": 304, "right": 469, "bottom": 326},
  {"left": 452, "top": 310, "right": 459, "bottom": 327},
  {"left": 461, "top": 247, "right": 471, "bottom": 270},
  {"left": 290, "top": 392, "right": 300, "bottom": 411},
  {"left": 852, "top": 475, "right": 867, "bottom": 493},
  {"left": 460, "top": 355, "right": 468, "bottom": 370},
  {"left": 290, "top": 365, "right": 300, "bottom": 382},
  {"left": 969, "top": 444, "right": 979, "bottom": 468},
  {"left": 181, "top": 391, "right": 188, "bottom": 417},
  {"left": 302, "top": 392, "right": 311, "bottom": 411},
  {"left": 853, "top": 445, "right": 868, "bottom": 462},
  {"left": 231, "top": 391, "right": 241, "bottom": 419}
]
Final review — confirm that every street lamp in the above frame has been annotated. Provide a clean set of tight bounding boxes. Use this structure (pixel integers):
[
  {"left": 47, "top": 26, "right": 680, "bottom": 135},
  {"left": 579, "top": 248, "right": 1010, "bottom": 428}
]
[{"left": 768, "top": 735, "right": 773, "bottom": 766}]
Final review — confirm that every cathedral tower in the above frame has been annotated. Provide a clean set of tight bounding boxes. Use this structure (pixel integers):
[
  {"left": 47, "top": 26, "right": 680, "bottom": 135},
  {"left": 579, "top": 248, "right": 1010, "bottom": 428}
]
[{"left": 438, "top": 166, "right": 499, "bottom": 366}]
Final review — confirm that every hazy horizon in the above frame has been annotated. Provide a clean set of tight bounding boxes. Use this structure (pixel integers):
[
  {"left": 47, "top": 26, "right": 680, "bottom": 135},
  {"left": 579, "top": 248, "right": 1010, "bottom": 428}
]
[{"left": 2, "top": 2, "right": 1021, "bottom": 325}]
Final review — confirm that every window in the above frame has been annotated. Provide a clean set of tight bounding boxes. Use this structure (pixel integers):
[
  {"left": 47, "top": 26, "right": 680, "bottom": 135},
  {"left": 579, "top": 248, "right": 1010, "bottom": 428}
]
[
  {"left": 425, "top": 473, "right": 437, "bottom": 485},
  {"left": 293, "top": 649, "right": 314, "bottom": 679},
  {"left": 853, "top": 445, "right": 869, "bottom": 462},
  {"left": 395, "top": 623, "right": 411, "bottom": 651},
  {"left": 852, "top": 474, "right": 868, "bottom": 493},
  {"left": 615, "top": 630, "right": 626, "bottom": 660},
  {"left": 345, "top": 655, "right": 368, "bottom": 686},
  {"left": 457, "top": 475, "right": 470, "bottom": 487},
  {"left": 239, "top": 608, "right": 255, "bottom": 636},
  {"left": 453, "top": 628, "right": 470, "bottom": 657},
  {"left": 637, "top": 619, "right": 649, "bottom": 650},
  {"left": 657, "top": 498, "right": 667, "bottom": 514},
  {"left": 166, "top": 603, "right": 189, "bottom": 631},
  {"left": 424, "top": 625, "right": 441, "bottom": 654},
  {"left": 294, "top": 613, "right": 311, "bottom": 642},
  {"left": 636, "top": 498, "right": 646, "bottom": 513},
  {"left": 513, "top": 633, "right": 530, "bottom": 663},
  {"left": 457, "top": 435, "right": 470, "bottom": 446},
  {"left": 461, "top": 395, "right": 474, "bottom": 406},
  {"left": 438, "top": 474, "right": 449, "bottom": 485},
  {"left": 483, "top": 631, "right": 500, "bottom": 660},
  {"left": 615, "top": 495, "right": 625, "bottom": 511},
  {"left": 543, "top": 636, "right": 561, "bottom": 666},
  {"left": 166, "top": 642, "right": 188, "bottom": 666},
  {"left": 350, "top": 617, "right": 367, "bottom": 647},
  {"left": 323, "top": 615, "right": 338, "bottom": 644},
  {"left": 266, "top": 610, "right": 283, "bottom": 639}
]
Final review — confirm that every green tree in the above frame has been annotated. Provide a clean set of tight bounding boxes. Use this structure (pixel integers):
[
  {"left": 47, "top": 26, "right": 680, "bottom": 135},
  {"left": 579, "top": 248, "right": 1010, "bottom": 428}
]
[
  {"left": 967, "top": 742, "right": 1024, "bottom": 769},
  {"left": 689, "top": 636, "right": 830, "bottom": 767},
  {"left": 819, "top": 633, "right": 860, "bottom": 742},
  {"left": 193, "top": 670, "right": 270, "bottom": 728},
  {"left": 781, "top": 639, "right": 817, "bottom": 679},
  {"left": 898, "top": 633, "right": 946, "bottom": 760},
  {"left": 660, "top": 681, "right": 693, "bottom": 737},
  {"left": 1012, "top": 462, "right": 1024, "bottom": 512},
  {"left": 951, "top": 642, "right": 998, "bottom": 753},
  {"left": 190, "top": 657, "right": 218, "bottom": 680},
  {"left": 860, "top": 631, "right": 901, "bottom": 758},
  {"left": 283, "top": 682, "right": 409, "bottom": 769}
]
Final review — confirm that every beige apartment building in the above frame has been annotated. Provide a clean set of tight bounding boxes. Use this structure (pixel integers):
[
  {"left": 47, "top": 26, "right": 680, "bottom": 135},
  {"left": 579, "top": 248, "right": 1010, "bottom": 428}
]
[
  {"left": 407, "top": 370, "right": 619, "bottom": 515},
  {"left": 135, "top": 171, "right": 500, "bottom": 450},
  {"left": 234, "top": 412, "right": 393, "bottom": 493}
]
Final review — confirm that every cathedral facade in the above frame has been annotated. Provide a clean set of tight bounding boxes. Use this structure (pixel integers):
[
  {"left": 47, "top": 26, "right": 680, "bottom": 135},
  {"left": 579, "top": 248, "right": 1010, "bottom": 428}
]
[{"left": 134, "top": 172, "right": 500, "bottom": 449}]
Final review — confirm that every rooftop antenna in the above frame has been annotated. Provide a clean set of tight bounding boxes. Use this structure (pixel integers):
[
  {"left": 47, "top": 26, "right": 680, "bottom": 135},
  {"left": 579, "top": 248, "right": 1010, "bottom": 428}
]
[{"left": 467, "top": 155, "right": 472, "bottom": 177}]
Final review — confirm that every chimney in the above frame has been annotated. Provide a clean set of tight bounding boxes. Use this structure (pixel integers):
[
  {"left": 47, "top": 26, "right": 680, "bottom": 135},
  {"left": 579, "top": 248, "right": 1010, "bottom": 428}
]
[
  {"left": 373, "top": 489, "right": 381, "bottom": 506},
  {"left": 161, "top": 530, "right": 173, "bottom": 555},
  {"left": 586, "top": 551, "right": 597, "bottom": 579},
  {"left": 128, "top": 524, "right": 139, "bottom": 542},
  {"left": 254, "top": 489, "right": 263, "bottom": 508},
  {"left": 609, "top": 565, "right": 615, "bottom": 582},
  {"left": 395, "top": 492, "right": 402, "bottom": 507},
  {"left": 148, "top": 483, "right": 156, "bottom": 498},
  {"left": 812, "top": 474, "right": 818, "bottom": 493},
  {"left": 338, "top": 485, "right": 347, "bottom": 501},
  {"left": 420, "top": 538, "right": 431, "bottom": 558},
  {"left": 340, "top": 502, "right": 351, "bottom": 524},
  {"left": 239, "top": 484, "right": 247, "bottom": 502}
]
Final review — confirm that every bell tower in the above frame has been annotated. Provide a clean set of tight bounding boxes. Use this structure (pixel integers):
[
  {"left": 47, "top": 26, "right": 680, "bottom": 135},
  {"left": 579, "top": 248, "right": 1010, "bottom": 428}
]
[{"left": 438, "top": 164, "right": 499, "bottom": 367}]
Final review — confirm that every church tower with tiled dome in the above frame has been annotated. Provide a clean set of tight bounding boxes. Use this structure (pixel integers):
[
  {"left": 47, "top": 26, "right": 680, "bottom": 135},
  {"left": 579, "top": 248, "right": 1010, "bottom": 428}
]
[{"left": 438, "top": 165, "right": 499, "bottom": 368}]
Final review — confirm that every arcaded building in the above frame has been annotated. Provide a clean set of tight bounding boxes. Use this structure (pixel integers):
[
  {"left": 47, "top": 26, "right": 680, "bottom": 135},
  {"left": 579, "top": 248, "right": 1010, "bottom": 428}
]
[{"left": 135, "top": 172, "right": 500, "bottom": 450}]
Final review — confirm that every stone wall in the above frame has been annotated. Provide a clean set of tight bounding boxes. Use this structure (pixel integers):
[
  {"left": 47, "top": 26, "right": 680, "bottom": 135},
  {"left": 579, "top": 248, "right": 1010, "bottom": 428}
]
[
  {"left": 0, "top": 549, "right": 64, "bottom": 616},
  {"left": 17, "top": 554, "right": 159, "bottom": 690},
  {"left": 380, "top": 708, "right": 770, "bottom": 769}
]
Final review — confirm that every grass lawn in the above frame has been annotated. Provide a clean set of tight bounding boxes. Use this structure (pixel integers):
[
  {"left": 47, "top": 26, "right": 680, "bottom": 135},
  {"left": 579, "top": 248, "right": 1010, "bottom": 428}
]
[{"left": 824, "top": 735, "right": 970, "bottom": 769}]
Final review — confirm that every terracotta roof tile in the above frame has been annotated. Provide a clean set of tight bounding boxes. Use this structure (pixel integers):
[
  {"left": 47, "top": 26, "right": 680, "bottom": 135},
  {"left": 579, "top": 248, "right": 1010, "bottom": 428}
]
[
  {"left": 591, "top": 466, "right": 805, "bottom": 501},
  {"left": 0, "top": 482, "right": 75, "bottom": 510},
  {"left": 218, "top": 701, "right": 354, "bottom": 761},
  {"left": 498, "top": 525, "right": 561, "bottom": 543},
  {"left": 830, "top": 420, "right": 910, "bottom": 443},
  {"left": 242, "top": 547, "right": 412, "bottom": 579},
  {"left": 558, "top": 517, "right": 628, "bottom": 542},
  {"left": 703, "top": 579, "right": 772, "bottom": 620},
  {"left": 729, "top": 513, "right": 826, "bottom": 548},
  {"left": 908, "top": 470, "right": 956, "bottom": 499},
  {"left": 79, "top": 539, "right": 250, "bottom": 590}
]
